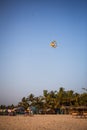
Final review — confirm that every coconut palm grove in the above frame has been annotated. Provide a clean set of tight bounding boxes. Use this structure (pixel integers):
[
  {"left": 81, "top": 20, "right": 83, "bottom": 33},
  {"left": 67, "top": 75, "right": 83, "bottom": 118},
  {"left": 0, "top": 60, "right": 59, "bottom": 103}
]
[{"left": 0, "top": 87, "right": 87, "bottom": 115}]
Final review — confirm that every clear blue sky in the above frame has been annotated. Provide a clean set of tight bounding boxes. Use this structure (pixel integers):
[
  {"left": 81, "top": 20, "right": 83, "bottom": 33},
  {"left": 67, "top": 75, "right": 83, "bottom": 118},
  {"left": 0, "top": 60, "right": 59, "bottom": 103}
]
[{"left": 0, "top": 0, "right": 87, "bottom": 105}]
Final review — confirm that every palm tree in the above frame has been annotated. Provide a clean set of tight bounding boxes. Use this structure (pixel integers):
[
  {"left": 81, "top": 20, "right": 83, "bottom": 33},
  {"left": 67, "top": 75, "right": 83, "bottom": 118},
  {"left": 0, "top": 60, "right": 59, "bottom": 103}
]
[
  {"left": 79, "top": 93, "right": 87, "bottom": 106},
  {"left": 27, "top": 93, "right": 34, "bottom": 106},
  {"left": 57, "top": 87, "right": 65, "bottom": 106},
  {"left": 18, "top": 97, "right": 29, "bottom": 109},
  {"left": 74, "top": 93, "right": 80, "bottom": 106},
  {"left": 66, "top": 90, "right": 74, "bottom": 106},
  {"left": 43, "top": 90, "right": 48, "bottom": 98}
]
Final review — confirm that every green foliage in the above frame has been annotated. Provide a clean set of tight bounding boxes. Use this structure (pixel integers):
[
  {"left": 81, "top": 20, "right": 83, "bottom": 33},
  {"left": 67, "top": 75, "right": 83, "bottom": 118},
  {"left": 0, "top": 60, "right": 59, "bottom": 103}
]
[{"left": 1, "top": 88, "right": 87, "bottom": 112}]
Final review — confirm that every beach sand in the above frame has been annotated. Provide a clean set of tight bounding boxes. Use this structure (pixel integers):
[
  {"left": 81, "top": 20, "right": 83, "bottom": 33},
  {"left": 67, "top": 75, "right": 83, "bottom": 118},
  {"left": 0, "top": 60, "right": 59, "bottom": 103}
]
[{"left": 0, "top": 115, "right": 87, "bottom": 130}]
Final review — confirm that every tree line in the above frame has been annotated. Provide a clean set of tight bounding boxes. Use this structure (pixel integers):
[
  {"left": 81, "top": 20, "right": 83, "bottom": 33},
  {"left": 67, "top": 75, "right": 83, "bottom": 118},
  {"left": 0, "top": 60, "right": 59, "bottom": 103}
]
[{"left": 0, "top": 87, "right": 87, "bottom": 112}]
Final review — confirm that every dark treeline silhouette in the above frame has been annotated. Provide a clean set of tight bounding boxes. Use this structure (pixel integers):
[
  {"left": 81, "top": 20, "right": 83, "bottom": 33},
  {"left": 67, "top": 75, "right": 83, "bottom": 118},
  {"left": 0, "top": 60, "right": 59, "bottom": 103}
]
[{"left": 0, "top": 87, "right": 87, "bottom": 114}]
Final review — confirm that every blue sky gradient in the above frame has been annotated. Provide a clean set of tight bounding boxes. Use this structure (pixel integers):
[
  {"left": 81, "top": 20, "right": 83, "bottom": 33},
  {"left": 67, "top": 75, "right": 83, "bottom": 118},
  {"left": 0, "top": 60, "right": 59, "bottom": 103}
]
[{"left": 0, "top": 0, "right": 87, "bottom": 105}]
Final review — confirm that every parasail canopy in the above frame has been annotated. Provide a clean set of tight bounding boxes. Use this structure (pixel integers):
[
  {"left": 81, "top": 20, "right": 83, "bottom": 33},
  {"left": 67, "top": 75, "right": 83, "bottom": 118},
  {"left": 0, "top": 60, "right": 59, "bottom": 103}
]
[{"left": 50, "top": 41, "right": 57, "bottom": 48}]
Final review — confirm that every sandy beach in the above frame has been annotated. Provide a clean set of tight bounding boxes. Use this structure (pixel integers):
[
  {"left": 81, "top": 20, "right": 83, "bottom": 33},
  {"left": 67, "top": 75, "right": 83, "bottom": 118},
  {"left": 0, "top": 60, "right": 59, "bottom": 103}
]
[{"left": 0, "top": 115, "right": 87, "bottom": 130}]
